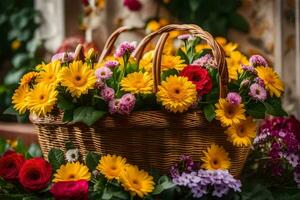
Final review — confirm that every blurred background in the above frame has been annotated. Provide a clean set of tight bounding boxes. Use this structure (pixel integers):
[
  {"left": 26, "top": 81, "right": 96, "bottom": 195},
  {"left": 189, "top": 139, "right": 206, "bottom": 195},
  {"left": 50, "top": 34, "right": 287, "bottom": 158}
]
[{"left": 0, "top": 0, "right": 299, "bottom": 144}]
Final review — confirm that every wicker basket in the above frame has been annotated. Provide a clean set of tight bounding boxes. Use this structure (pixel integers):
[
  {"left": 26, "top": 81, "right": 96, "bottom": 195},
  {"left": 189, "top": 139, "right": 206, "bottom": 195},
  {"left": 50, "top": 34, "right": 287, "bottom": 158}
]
[{"left": 30, "top": 24, "right": 250, "bottom": 177}]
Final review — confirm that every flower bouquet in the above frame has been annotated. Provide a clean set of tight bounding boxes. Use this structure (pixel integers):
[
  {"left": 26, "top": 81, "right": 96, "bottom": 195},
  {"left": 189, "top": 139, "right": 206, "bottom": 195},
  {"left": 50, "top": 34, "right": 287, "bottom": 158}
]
[{"left": 10, "top": 24, "right": 286, "bottom": 176}]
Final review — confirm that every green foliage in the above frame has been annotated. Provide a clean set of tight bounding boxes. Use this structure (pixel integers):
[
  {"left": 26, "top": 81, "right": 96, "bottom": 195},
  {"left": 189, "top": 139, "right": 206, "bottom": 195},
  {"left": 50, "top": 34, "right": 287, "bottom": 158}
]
[
  {"left": 152, "top": 176, "right": 176, "bottom": 195},
  {"left": 0, "top": 0, "right": 43, "bottom": 121},
  {"left": 48, "top": 148, "right": 65, "bottom": 171},
  {"left": 162, "top": 0, "right": 249, "bottom": 37},
  {"left": 85, "top": 152, "right": 101, "bottom": 171},
  {"left": 73, "top": 106, "right": 106, "bottom": 126},
  {"left": 203, "top": 104, "right": 216, "bottom": 122}
]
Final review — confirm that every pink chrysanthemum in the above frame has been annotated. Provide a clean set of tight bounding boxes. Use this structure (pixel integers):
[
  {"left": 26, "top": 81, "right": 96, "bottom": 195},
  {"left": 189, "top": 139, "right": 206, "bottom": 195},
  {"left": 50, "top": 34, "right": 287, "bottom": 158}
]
[
  {"left": 177, "top": 34, "right": 192, "bottom": 41},
  {"left": 51, "top": 52, "right": 74, "bottom": 63},
  {"left": 249, "top": 83, "right": 267, "bottom": 101},
  {"left": 226, "top": 92, "right": 242, "bottom": 105},
  {"left": 192, "top": 54, "right": 216, "bottom": 68},
  {"left": 249, "top": 55, "right": 268, "bottom": 67},
  {"left": 119, "top": 93, "right": 136, "bottom": 115},
  {"left": 95, "top": 67, "right": 112, "bottom": 80},
  {"left": 108, "top": 99, "right": 121, "bottom": 114},
  {"left": 95, "top": 79, "right": 105, "bottom": 89},
  {"left": 104, "top": 60, "right": 119, "bottom": 68},
  {"left": 100, "top": 87, "right": 115, "bottom": 102},
  {"left": 114, "top": 41, "right": 137, "bottom": 58}
]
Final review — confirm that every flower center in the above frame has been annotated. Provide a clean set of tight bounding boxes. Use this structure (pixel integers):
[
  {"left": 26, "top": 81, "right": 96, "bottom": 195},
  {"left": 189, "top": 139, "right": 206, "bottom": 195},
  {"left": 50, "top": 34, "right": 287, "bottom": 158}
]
[
  {"left": 237, "top": 125, "right": 246, "bottom": 137},
  {"left": 255, "top": 89, "right": 260, "bottom": 95},
  {"left": 68, "top": 174, "right": 76, "bottom": 179},
  {"left": 110, "top": 166, "right": 117, "bottom": 171},
  {"left": 73, "top": 74, "right": 87, "bottom": 87},
  {"left": 225, "top": 105, "right": 236, "bottom": 118},
  {"left": 29, "top": 171, "right": 40, "bottom": 181},
  {"left": 39, "top": 95, "right": 45, "bottom": 101},
  {"left": 192, "top": 75, "right": 200, "bottom": 82},
  {"left": 132, "top": 179, "right": 141, "bottom": 189},
  {"left": 211, "top": 159, "right": 220, "bottom": 169},
  {"left": 75, "top": 75, "right": 81, "bottom": 81},
  {"left": 6, "top": 161, "right": 15, "bottom": 168},
  {"left": 174, "top": 89, "right": 180, "bottom": 94}
]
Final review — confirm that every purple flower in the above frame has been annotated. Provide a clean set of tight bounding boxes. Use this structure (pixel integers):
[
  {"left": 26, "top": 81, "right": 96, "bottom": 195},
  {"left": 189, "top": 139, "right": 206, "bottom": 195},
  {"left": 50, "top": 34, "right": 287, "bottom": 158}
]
[
  {"left": 254, "top": 77, "right": 265, "bottom": 87},
  {"left": 108, "top": 99, "right": 121, "bottom": 114},
  {"left": 95, "top": 67, "right": 112, "bottom": 80},
  {"left": 51, "top": 52, "right": 74, "bottom": 63},
  {"left": 226, "top": 92, "right": 242, "bottom": 105},
  {"left": 95, "top": 79, "right": 105, "bottom": 89},
  {"left": 114, "top": 41, "right": 137, "bottom": 58},
  {"left": 249, "top": 55, "right": 268, "bottom": 67},
  {"left": 249, "top": 83, "right": 267, "bottom": 101},
  {"left": 100, "top": 87, "right": 115, "bottom": 102},
  {"left": 119, "top": 93, "right": 136, "bottom": 115},
  {"left": 294, "top": 167, "right": 300, "bottom": 188},
  {"left": 177, "top": 34, "right": 192, "bottom": 41},
  {"left": 286, "top": 154, "right": 299, "bottom": 168},
  {"left": 104, "top": 60, "right": 119, "bottom": 68},
  {"left": 242, "top": 64, "right": 255, "bottom": 73}
]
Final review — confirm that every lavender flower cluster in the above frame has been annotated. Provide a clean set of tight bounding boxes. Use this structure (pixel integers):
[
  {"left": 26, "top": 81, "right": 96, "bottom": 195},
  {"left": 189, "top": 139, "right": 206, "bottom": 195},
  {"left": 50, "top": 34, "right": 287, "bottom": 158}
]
[
  {"left": 170, "top": 156, "right": 241, "bottom": 198},
  {"left": 253, "top": 117, "right": 300, "bottom": 187},
  {"left": 172, "top": 170, "right": 241, "bottom": 198},
  {"left": 94, "top": 42, "right": 137, "bottom": 115}
]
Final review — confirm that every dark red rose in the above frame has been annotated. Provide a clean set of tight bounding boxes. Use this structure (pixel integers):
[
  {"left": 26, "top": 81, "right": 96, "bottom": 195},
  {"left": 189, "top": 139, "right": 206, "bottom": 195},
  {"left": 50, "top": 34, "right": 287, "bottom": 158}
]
[
  {"left": 123, "top": 0, "right": 142, "bottom": 11},
  {"left": 0, "top": 152, "right": 25, "bottom": 181},
  {"left": 180, "top": 65, "right": 213, "bottom": 96},
  {"left": 50, "top": 180, "right": 89, "bottom": 200},
  {"left": 288, "top": 116, "right": 300, "bottom": 142},
  {"left": 19, "top": 158, "right": 52, "bottom": 191}
]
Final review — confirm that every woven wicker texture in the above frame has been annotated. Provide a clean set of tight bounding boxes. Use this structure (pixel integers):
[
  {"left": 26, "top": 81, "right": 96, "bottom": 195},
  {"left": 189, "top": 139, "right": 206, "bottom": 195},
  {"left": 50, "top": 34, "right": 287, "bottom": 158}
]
[{"left": 31, "top": 24, "right": 250, "bottom": 177}]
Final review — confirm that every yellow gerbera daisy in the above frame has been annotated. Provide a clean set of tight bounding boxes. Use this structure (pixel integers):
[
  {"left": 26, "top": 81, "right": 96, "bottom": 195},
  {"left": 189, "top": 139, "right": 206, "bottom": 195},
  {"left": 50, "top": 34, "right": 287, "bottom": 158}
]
[
  {"left": 20, "top": 71, "right": 39, "bottom": 86},
  {"left": 53, "top": 162, "right": 91, "bottom": 183},
  {"left": 96, "top": 154, "right": 127, "bottom": 181},
  {"left": 121, "top": 165, "right": 155, "bottom": 198},
  {"left": 146, "top": 20, "right": 160, "bottom": 33},
  {"left": 226, "top": 117, "right": 257, "bottom": 147},
  {"left": 226, "top": 51, "right": 249, "bottom": 81},
  {"left": 161, "top": 55, "right": 186, "bottom": 71},
  {"left": 215, "top": 98, "right": 246, "bottom": 127},
  {"left": 215, "top": 37, "right": 227, "bottom": 46},
  {"left": 223, "top": 42, "right": 238, "bottom": 56},
  {"left": 60, "top": 61, "right": 96, "bottom": 98},
  {"left": 157, "top": 75, "right": 197, "bottom": 113},
  {"left": 120, "top": 72, "right": 153, "bottom": 94},
  {"left": 139, "top": 50, "right": 154, "bottom": 72},
  {"left": 12, "top": 85, "right": 30, "bottom": 114},
  {"left": 36, "top": 61, "right": 61, "bottom": 86},
  {"left": 256, "top": 66, "right": 284, "bottom": 97},
  {"left": 27, "top": 83, "right": 58, "bottom": 116},
  {"left": 201, "top": 144, "right": 231, "bottom": 170}
]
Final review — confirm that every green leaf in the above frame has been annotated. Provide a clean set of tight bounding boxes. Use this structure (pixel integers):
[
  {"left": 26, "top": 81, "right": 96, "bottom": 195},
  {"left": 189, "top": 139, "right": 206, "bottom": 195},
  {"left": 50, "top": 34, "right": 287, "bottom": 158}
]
[
  {"left": 3, "top": 107, "right": 19, "bottom": 115},
  {"left": 62, "top": 109, "right": 73, "bottom": 122},
  {"left": 85, "top": 152, "right": 101, "bottom": 171},
  {"left": 27, "top": 143, "right": 42, "bottom": 158},
  {"left": 65, "top": 141, "right": 75, "bottom": 150},
  {"left": 161, "top": 69, "right": 178, "bottom": 81},
  {"left": 73, "top": 106, "right": 106, "bottom": 126},
  {"left": 176, "top": 48, "right": 189, "bottom": 64},
  {"left": 102, "top": 187, "right": 113, "bottom": 200},
  {"left": 203, "top": 104, "right": 216, "bottom": 122},
  {"left": 229, "top": 12, "right": 249, "bottom": 33},
  {"left": 152, "top": 176, "right": 176, "bottom": 195},
  {"left": 264, "top": 98, "right": 288, "bottom": 117},
  {"left": 48, "top": 148, "right": 65, "bottom": 170},
  {"left": 15, "top": 138, "right": 26, "bottom": 154},
  {"left": 246, "top": 102, "right": 266, "bottom": 119},
  {"left": 0, "top": 138, "right": 9, "bottom": 155},
  {"left": 57, "top": 96, "right": 75, "bottom": 111}
]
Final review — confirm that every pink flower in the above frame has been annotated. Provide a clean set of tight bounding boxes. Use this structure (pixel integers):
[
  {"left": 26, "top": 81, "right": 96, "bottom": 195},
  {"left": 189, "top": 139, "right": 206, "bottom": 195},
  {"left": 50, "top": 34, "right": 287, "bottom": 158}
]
[
  {"left": 240, "top": 79, "right": 250, "bottom": 87},
  {"left": 104, "top": 60, "right": 119, "bottom": 68},
  {"left": 100, "top": 87, "right": 115, "bottom": 101},
  {"left": 249, "top": 55, "right": 268, "bottom": 67},
  {"left": 50, "top": 180, "right": 88, "bottom": 200},
  {"left": 51, "top": 52, "right": 74, "bottom": 63},
  {"left": 108, "top": 99, "right": 121, "bottom": 114},
  {"left": 95, "top": 79, "right": 105, "bottom": 89},
  {"left": 192, "top": 54, "right": 216, "bottom": 68},
  {"left": 226, "top": 92, "right": 242, "bottom": 105},
  {"left": 95, "top": 67, "right": 112, "bottom": 80},
  {"left": 249, "top": 83, "right": 267, "bottom": 101},
  {"left": 123, "top": 0, "right": 142, "bottom": 11},
  {"left": 241, "top": 64, "right": 255, "bottom": 73},
  {"left": 114, "top": 41, "right": 137, "bottom": 58},
  {"left": 178, "top": 34, "right": 192, "bottom": 41},
  {"left": 119, "top": 93, "right": 136, "bottom": 114}
]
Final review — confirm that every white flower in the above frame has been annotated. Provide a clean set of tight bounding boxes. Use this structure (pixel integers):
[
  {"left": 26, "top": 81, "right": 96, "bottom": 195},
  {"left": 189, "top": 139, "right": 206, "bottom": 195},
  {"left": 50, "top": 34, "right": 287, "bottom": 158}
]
[{"left": 65, "top": 149, "right": 79, "bottom": 162}]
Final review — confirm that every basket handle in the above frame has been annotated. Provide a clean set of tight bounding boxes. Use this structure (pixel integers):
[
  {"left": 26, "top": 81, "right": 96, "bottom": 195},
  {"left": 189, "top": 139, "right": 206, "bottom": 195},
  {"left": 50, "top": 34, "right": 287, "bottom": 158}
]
[{"left": 132, "top": 24, "right": 228, "bottom": 98}]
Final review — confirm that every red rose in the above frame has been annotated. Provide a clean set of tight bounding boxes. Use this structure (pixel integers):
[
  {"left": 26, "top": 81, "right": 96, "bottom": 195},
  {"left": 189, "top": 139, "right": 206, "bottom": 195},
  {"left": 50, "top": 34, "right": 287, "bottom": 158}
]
[
  {"left": 0, "top": 152, "right": 25, "bottom": 181},
  {"left": 123, "top": 0, "right": 142, "bottom": 11},
  {"left": 19, "top": 158, "right": 52, "bottom": 191},
  {"left": 50, "top": 180, "right": 89, "bottom": 200},
  {"left": 180, "top": 65, "right": 213, "bottom": 96}
]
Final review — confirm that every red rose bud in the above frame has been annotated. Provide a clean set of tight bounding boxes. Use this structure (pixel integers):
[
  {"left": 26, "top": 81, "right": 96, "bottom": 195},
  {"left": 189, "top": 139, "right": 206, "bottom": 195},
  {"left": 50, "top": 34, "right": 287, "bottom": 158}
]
[
  {"left": 19, "top": 158, "right": 52, "bottom": 191},
  {"left": 180, "top": 65, "right": 213, "bottom": 96},
  {"left": 50, "top": 180, "right": 89, "bottom": 200},
  {"left": 123, "top": 0, "right": 142, "bottom": 11},
  {"left": 0, "top": 152, "right": 25, "bottom": 181}
]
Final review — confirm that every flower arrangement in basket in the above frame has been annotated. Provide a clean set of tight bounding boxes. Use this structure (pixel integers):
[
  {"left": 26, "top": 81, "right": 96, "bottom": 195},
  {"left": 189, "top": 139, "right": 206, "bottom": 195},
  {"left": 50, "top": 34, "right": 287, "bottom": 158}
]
[{"left": 10, "top": 24, "right": 286, "bottom": 177}]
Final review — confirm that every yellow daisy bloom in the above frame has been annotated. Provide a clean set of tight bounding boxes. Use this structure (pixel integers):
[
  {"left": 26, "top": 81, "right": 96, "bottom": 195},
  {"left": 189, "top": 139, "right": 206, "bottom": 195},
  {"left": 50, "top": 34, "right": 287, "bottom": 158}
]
[
  {"left": 53, "top": 162, "right": 91, "bottom": 183},
  {"left": 60, "top": 61, "right": 96, "bottom": 98},
  {"left": 146, "top": 20, "right": 161, "bottom": 33},
  {"left": 223, "top": 42, "right": 238, "bottom": 56},
  {"left": 139, "top": 50, "right": 154, "bottom": 72},
  {"left": 27, "top": 83, "right": 58, "bottom": 116},
  {"left": 256, "top": 66, "right": 284, "bottom": 97},
  {"left": 201, "top": 144, "right": 231, "bottom": 170},
  {"left": 121, "top": 165, "right": 155, "bottom": 198},
  {"left": 12, "top": 85, "right": 30, "bottom": 114},
  {"left": 195, "top": 43, "right": 210, "bottom": 53},
  {"left": 36, "top": 61, "right": 61, "bottom": 86},
  {"left": 161, "top": 55, "right": 186, "bottom": 71},
  {"left": 157, "top": 75, "right": 197, "bottom": 113},
  {"left": 215, "top": 98, "right": 246, "bottom": 127},
  {"left": 97, "top": 154, "right": 127, "bottom": 181},
  {"left": 215, "top": 37, "right": 227, "bottom": 46},
  {"left": 226, "top": 51, "right": 249, "bottom": 81},
  {"left": 120, "top": 72, "right": 153, "bottom": 94},
  {"left": 20, "top": 71, "right": 39, "bottom": 86},
  {"left": 226, "top": 117, "right": 257, "bottom": 147}
]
